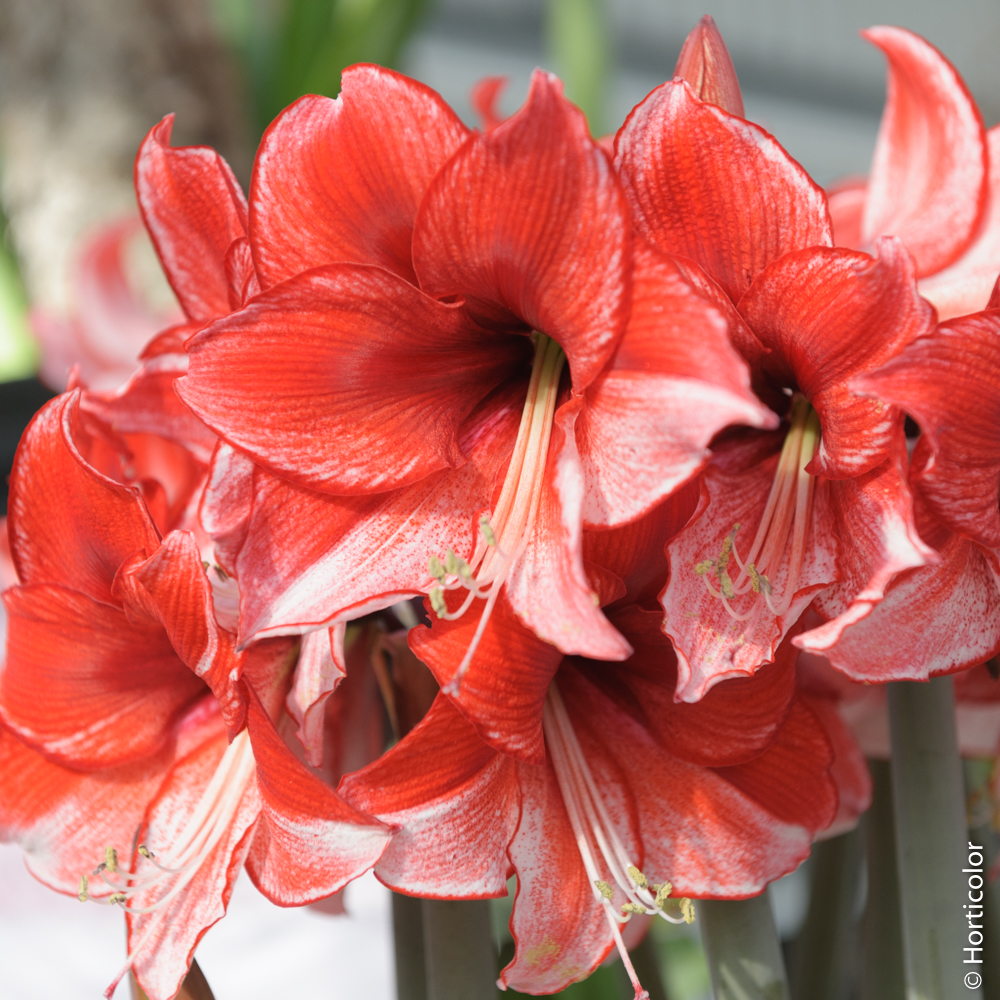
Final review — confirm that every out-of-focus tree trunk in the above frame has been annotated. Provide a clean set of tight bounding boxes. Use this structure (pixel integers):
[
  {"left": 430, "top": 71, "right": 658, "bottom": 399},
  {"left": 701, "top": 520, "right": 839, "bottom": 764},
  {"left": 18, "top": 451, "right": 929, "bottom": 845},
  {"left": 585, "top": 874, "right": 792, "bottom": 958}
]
[{"left": 0, "top": 0, "right": 251, "bottom": 312}]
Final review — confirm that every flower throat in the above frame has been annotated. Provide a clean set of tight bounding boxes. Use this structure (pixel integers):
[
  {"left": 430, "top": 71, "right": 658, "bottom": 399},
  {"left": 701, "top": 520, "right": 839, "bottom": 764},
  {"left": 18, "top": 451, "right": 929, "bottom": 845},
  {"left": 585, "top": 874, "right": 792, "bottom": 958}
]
[
  {"left": 427, "top": 332, "right": 566, "bottom": 693},
  {"left": 695, "top": 395, "right": 820, "bottom": 622}
]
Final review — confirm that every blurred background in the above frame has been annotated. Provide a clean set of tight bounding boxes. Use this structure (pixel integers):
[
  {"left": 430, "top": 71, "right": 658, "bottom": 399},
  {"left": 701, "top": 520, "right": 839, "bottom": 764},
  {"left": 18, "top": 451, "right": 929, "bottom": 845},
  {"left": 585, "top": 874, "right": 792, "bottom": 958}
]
[{"left": 0, "top": 0, "right": 996, "bottom": 997}]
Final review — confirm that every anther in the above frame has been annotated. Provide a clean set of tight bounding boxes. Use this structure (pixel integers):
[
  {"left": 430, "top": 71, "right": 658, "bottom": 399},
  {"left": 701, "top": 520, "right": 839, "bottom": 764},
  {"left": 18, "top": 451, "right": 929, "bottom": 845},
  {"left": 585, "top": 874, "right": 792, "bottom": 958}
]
[
  {"left": 104, "top": 847, "right": 118, "bottom": 874},
  {"left": 428, "top": 555, "right": 446, "bottom": 583},
  {"left": 621, "top": 902, "right": 646, "bottom": 915},
  {"left": 138, "top": 846, "right": 154, "bottom": 860},
  {"left": 653, "top": 882, "right": 673, "bottom": 907},
  {"left": 109, "top": 893, "right": 128, "bottom": 907},
  {"left": 479, "top": 517, "right": 497, "bottom": 548},
  {"left": 429, "top": 587, "right": 447, "bottom": 618},
  {"left": 680, "top": 899, "right": 696, "bottom": 924},
  {"left": 78, "top": 876, "right": 89, "bottom": 902},
  {"left": 595, "top": 880, "right": 614, "bottom": 900},
  {"left": 628, "top": 865, "right": 648, "bottom": 890}
]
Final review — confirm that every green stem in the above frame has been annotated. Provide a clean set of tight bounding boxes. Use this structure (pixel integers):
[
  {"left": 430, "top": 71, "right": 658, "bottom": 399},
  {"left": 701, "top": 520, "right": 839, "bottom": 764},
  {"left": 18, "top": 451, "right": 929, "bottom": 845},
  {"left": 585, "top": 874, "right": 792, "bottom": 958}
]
[
  {"left": 791, "top": 827, "right": 863, "bottom": 1000},
  {"left": 964, "top": 758, "right": 1000, "bottom": 1000},
  {"left": 698, "top": 895, "right": 790, "bottom": 1000},
  {"left": 887, "top": 677, "right": 973, "bottom": 999},
  {"left": 546, "top": 0, "right": 610, "bottom": 135},
  {"left": 420, "top": 899, "right": 497, "bottom": 1000},
  {"left": 393, "top": 892, "right": 428, "bottom": 1000},
  {"left": 860, "top": 759, "right": 906, "bottom": 1000}
]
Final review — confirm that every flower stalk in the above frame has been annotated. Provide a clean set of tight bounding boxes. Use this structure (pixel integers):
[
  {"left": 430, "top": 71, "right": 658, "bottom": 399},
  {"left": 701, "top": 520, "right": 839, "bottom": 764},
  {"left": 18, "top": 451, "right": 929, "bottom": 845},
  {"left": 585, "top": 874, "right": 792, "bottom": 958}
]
[
  {"left": 698, "top": 895, "right": 790, "bottom": 1000},
  {"left": 420, "top": 899, "right": 497, "bottom": 1000},
  {"left": 887, "top": 677, "right": 972, "bottom": 998}
]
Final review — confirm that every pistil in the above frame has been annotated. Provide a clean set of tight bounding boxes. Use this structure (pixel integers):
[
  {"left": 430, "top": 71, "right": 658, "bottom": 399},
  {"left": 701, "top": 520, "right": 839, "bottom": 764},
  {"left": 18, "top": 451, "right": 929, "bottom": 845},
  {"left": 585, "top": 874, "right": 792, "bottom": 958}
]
[
  {"left": 695, "top": 395, "right": 821, "bottom": 623},
  {"left": 80, "top": 729, "right": 257, "bottom": 997},
  {"left": 427, "top": 333, "right": 566, "bottom": 693},
  {"left": 543, "top": 685, "right": 694, "bottom": 999}
]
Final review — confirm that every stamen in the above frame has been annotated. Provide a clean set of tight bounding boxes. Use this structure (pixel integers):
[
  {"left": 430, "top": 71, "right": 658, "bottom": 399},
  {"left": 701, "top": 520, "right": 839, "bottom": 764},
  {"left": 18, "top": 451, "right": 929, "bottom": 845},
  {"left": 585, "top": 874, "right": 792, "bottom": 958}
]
[
  {"left": 543, "top": 685, "right": 694, "bottom": 998},
  {"left": 87, "top": 730, "right": 256, "bottom": 998},
  {"left": 695, "top": 396, "right": 821, "bottom": 624},
  {"left": 427, "top": 333, "right": 567, "bottom": 693}
]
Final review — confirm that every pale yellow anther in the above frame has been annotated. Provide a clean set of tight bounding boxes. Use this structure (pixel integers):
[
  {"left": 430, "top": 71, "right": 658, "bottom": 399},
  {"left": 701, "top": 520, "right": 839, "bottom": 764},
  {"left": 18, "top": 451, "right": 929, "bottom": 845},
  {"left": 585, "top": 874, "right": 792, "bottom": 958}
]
[
  {"left": 444, "top": 549, "right": 462, "bottom": 576},
  {"left": 429, "top": 587, "right": 447, "bottom": 618},
  {"left": 77, "top": 875, "right": 89, "bottom": 902},
  {"left": 109, "top": 893, "right": 128, "bottom": 907},
  {"left": 621, "top": 902, "right": 646, "bottom": 915},
  {"left": 627, "top": 865, "right": 648, "bottom": 890},
  {"left": 138, "top": 845, "right": 154, "bottom": 860},
  {"left": 479, "top": 517, "right": 497, "bottom": 548},
  {"left": 594, "top": 880, "right": 614, "bottom": 900},
  {"left": 680, "top": 898, "right": 696, "bottom": 924},
  {"left": 428, "top": 555, "right": 446, "bottom": 583},
  {"left": 653, "top": 881, "right": 673, "bottom": 908},
  {"left": 718, "top": 569, "right": 735, "bottom": 600},
  {"left": 105, "top": 847, "right": 118, "bottom": 874},
  {"left": 694, "top": 559, "right": 715, "bottom": 576}
]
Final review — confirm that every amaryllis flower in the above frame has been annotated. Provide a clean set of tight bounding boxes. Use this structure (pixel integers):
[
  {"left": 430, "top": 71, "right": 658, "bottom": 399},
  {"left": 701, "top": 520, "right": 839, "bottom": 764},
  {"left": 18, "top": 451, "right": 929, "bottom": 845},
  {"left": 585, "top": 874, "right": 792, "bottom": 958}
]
[
  {"left": 614, "top": 26, "right": 937, "bottom": 700},
  {"left": 31, "top": 217, "right": 182, "bottom": 392},
  {"left": 794, "top": 300, "right": 1000, "bottom": 682},
  {"left": 0, "top": 393, "right": 389, "bottom": 1000},
  {"left": 339, "top": 596, "right": 863, "bottom": 997},
  {"left": 174, "top": 65, "right": 771, "bottom": 682},
  {"left": 827, "top": 26, "right": 999, "bottom": 320}
]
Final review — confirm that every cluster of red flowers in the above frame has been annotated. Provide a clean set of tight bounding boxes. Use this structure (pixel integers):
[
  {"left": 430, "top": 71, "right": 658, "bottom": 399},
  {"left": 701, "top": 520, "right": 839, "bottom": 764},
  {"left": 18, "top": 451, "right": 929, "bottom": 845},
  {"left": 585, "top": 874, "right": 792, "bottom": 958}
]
[{"left": 1, "top": 16, "right": 998, "bottom": 1000}]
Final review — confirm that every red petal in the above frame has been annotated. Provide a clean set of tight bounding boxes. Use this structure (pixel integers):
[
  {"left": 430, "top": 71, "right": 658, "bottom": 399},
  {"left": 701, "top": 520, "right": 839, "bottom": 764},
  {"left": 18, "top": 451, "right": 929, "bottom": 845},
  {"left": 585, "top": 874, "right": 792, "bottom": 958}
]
[
  {"left": 249, "top": 66, "right": 469, "bottom": 288},
  {"left": 500, "top": 759, "right": 613, "bottom": 993},
  {"left": 674, "top": 15, "right": 744, "bottom": 117},
  {"left": 860, "top": 26, "right": 987, "bottom": 277},
  {"left": 0, "top": 584, "right": 204, "bottom": 768},
  {"left": 338, "top": 694, "right": 519, "bottom": 897},
  {"left": 285, "top": 627, "right": 345, "bottom": 767},
  {"left": 83, "top": 357, "right": 218, "bottom": 466},
  {"left": 181, "top": 264, "right": 526, "bottom": 494},
  {"left": 7, "top": 394, "right": 160, "bottom": 603},
  {"left": 115, "top": 530, "right": 246, "bottom": 734},
  {"left": 800, "top": 530, "right": 1000, "bottom": 683},
  {"left": 135, "top": 116, "right": 248, "bottom": 323},
  {"left": 199, "top": 441, "right": 255, "bottom": 575},
  {"left": 505, "top": 399, "right": 634, "bottom": 660},
  {"left": 0, "top": 726, "right": 176, "bottom": 896},
  {"left": 827, "top": 180, "right": 867, "bottom": 249},
  {"left": 560, "top": 665, "right": 816, "bottom": 898},
  {"left": 739, "top": 239, "right": 934, "bottom": 479},
  {"left": 604, "top": 605, "right": 797, "bottom": 768},
  {"left": 413, "top": 70, "right": 632, "bottom": 392},
  {"left": 471, "top": 76, "right": 507, "bottom": 131},
  {"left": 126, "top": 731, "right": 259, "bottom": 1000},
  {"left": 799, "top": 693, "right": 872, "bottom": 837},
  {"left": 615, "top": 79, "right": 832, "bottom": 303},
  {"left": 713, "top": 696, "right": 837, "bottom": 832},
  {"left": 854, "top": 310, "right": 1000, "bottom": 548},
  {"left": 802, "top": 442, "right": 938, "bottom": 655},
  {"left": 578, "top": 241, "right": 774, "bottom": 527},
  {"left": 233, "top": 388, "right": 519, "bottom": 642},
  {"left": 662, "top": 440, "right": 838, "bottom": 701},
  {"left": 243, "top": 681, "right": 389, "bottom": 906},
  {"left": 920, "top": 127, "right": 1000, "bottom": 318},
  {"left": 409, "top": 591, "right": 563, "bottom": 765}
]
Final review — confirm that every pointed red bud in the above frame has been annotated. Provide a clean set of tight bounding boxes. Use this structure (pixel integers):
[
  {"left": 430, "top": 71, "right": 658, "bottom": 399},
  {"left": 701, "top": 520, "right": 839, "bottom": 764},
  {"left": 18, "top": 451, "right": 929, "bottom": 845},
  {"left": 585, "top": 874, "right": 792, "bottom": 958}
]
[{"left": 674, "top": 15, "right": 745, "bottom": 118}]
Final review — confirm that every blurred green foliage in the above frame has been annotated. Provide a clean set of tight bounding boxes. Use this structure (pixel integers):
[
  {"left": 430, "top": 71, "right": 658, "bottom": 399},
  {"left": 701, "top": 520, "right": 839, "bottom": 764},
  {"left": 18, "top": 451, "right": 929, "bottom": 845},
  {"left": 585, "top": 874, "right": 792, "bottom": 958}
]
[
  {"left": 0, "top": 207, "right": 38, "bottom": 384},
  {"left": 210, "top": 0, "right": 428, "bottom": 136},
  {"left": 546, "top": 0, "right": 610, "bottom": 136}
]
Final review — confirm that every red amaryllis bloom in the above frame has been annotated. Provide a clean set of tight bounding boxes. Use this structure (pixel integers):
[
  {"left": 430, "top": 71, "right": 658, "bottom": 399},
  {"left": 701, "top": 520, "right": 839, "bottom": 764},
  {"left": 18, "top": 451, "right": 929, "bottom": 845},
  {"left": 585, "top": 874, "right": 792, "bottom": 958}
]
[
  {"left": 794, "top": 300, "right": 1000, "bottom": 681},
  {"left": 175, "top": 66, "right": 771, "bottom": 680},
  {"left": 0, "top": 393, "right": 389, "bottom": 999},
  {"left": 827, "top": 26, "right": 999, "bottom": 321},
  {"left": 338, "top": 598, "right": 863, "bottom": 997},
  {"left": 31, "top": 217, "right": 182, "bottom": 392},
  {"left": 614, "top": 40, "right": 937, "bottom": 700}
]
